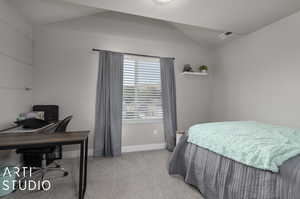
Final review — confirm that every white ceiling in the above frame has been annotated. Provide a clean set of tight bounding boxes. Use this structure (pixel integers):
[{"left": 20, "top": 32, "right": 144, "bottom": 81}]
[
  {"left": 9, "top": 0, "right": 104, "bottom": 25},
  {"left": 8, "top": 0, "right": 231, "bottom": 46},
  {"left": 170, "top": 23, "right": 239, "bottom": 46},
  {"left": 62, "top": 0, "right": 300, "bottom": 34},
  {"left": 8, "top": 0, "right": 300, "bottom": 46},
  {"left": 49, "top": 11, "right": 226, "bottom": 46}
]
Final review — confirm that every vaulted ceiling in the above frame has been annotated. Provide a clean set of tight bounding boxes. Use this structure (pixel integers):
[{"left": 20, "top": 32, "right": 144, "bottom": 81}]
[
  {"left": 9, "top": 0, "right": 300, "bottom": 46},
  {"left": 62, "top": 0, "right": 300, "bottom": 34}
]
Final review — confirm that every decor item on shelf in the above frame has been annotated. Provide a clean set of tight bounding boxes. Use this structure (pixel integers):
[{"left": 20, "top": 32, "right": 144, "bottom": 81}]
[
  {"left": 183, "top": 64, "right": 193, "bottom": 72},
  {"left": 199, "top": 65, "right": 208, "bottom": 73}
]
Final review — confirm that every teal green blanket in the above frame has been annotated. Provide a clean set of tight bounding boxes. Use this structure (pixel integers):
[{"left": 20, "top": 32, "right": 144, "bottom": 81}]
[{"left": 187, "top": 121, "right": 300, "bottom": 172}]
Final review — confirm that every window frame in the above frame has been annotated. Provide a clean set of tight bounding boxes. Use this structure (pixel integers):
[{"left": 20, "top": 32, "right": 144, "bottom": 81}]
[{"left": 122, "top": 55, "right": 163, "bottom": 123}]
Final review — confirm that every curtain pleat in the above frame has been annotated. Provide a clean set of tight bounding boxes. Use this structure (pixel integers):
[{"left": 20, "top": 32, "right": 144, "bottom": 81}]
[
  {"left": 94, "top": 51, "right": 124, "bottom": 157},
  {"left": 160, "top": 58, "right": 177, "bottom": 151}
]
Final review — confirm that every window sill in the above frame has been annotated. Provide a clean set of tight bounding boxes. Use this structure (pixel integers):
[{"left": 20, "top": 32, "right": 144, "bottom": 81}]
[{"left": 123, "top": 119, "right": 163, "bottom": 124}]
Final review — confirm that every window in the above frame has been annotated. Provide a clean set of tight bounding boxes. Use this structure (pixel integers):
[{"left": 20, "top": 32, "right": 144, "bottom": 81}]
[{"left": 122, "top": 55, "right": 163, "bottom": 121}]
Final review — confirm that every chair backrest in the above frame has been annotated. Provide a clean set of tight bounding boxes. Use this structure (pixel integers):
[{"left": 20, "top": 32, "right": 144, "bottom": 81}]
[
  {"left": 42, "top": 123, "right": 59, "bottom": 134},
  {"left": 32, "top": 105, "right": 59, "bottom": 123},
  {"left": 55, "top": 115, "right": 72, "bottom": 132}
]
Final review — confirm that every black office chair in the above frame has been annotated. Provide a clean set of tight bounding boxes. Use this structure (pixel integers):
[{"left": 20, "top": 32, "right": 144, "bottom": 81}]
[
  {"left": 56, "top": 115, "right": 73, "bottom": 132},
  {"left": 33, "top": 105, "right": 59, "bottom": 123},
  {"left": 17, "top": 116, "right": 73, "bottom": 183},
  {"left": 48, "top": 115, "right": 73, "bottom": 170}
]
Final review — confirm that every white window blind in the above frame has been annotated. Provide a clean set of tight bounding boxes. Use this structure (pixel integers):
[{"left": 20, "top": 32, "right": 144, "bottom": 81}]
[{"left": 122, "top": 55, "right": 163, "bottom": 121}]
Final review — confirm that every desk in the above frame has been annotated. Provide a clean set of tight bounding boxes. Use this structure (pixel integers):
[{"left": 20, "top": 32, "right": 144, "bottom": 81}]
[{"left": 0, "top": 131, "right": 89, "bottom": 199}]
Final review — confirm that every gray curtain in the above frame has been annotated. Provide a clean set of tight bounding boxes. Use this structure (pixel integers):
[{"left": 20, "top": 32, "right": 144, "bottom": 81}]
[
  {"left": 160, "top": 58, "right": 177, "bottom": 151},
  {"left": 94, "top": 51, "right": 124, "bottom": 157}
]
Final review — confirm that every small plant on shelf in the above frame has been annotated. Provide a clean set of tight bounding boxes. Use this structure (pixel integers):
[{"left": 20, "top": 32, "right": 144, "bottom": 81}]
[{"left": 199, "top": 65, "right": 208, "bottom": 73}]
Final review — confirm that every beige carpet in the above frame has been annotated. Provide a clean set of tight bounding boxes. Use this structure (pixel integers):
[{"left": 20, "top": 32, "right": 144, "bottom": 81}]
[{"left": 6, "top": 150, "right": 204, "bottom": 199}]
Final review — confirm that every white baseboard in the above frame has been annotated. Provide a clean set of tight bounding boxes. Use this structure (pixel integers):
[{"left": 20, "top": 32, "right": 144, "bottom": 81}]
[
  {"left": 121, "top": 143, "right": 166, "bottom": 153},
  {"left": 63, "top": 143, "right": 166, "bottom": 158}
]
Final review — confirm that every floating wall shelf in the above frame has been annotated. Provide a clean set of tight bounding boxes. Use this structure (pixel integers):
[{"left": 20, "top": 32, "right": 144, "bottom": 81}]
[{"left": 181, "top": 72, "right": 208, "bottom": 76}]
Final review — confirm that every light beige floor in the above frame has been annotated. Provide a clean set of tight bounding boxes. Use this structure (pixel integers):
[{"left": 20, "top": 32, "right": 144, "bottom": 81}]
[{"left": 6, "top": 150, "right": 204, "bottom": 199}]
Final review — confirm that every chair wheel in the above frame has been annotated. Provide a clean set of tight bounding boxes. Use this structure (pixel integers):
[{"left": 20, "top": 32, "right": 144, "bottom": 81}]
[{"left": 63, "top": 171, "right": 68, "bottom": 177}]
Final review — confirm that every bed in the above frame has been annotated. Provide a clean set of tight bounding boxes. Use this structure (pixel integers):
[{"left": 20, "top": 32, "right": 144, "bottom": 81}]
[{"left": 168, "top": 121, "right": 300, "bottom": 199}]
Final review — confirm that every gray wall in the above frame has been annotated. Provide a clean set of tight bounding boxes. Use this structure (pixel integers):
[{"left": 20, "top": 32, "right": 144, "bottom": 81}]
[
  {"left": 0, "top": 0, "right": 33, "bottom": 129},
  {"left": 210, "top": 11, "right": 300, "bottom": 127},
  {"left": 0, "top": 0, "right": 32, "bottom": 162},
  {"left": 33, "top": 13, "right": 214, "bottom": 150}
]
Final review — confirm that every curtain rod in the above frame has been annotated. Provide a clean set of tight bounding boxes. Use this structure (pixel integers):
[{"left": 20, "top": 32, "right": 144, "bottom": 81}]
[{"left": 92, "top": 48, "right": 175, "bottom": 60}]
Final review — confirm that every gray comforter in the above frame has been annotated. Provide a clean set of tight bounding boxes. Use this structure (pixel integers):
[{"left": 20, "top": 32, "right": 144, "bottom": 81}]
[{"left": 168, "top": 134, "right": 300, "bottom": 199}]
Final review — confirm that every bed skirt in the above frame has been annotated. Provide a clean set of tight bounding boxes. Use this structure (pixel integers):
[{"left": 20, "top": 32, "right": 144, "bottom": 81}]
[{"left": 168, "top": 135, "right": 300, "bottom": 199}]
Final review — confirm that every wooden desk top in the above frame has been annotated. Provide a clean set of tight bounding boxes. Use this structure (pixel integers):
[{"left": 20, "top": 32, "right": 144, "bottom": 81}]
[{"left": 0, "top": 131, "right": 89, "bottom": 149}]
